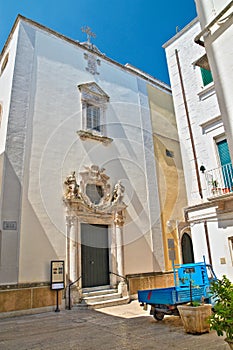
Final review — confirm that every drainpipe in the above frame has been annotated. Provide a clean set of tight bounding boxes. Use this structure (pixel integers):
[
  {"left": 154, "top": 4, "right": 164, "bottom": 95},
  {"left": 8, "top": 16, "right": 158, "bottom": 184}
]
[
  {"left": 175, "top": 49, "right": 203, "bottom": 199},
  {"left": 204, "top": 220, "right": 212, "bottom": 265}
]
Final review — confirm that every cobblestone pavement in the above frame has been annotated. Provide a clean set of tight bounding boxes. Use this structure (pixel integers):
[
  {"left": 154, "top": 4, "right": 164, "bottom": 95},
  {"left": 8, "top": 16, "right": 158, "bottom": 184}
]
[{"left": 0, "top": 301, "right": 228, "bottom": 350}]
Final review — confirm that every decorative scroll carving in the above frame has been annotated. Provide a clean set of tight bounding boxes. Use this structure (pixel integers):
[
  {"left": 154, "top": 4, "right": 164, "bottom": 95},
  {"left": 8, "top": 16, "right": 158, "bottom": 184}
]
[
  {"left": 112, "top": 181, "right": 125, "bottom": 204},
  {"left": 66, "top": 215, "right": 77, "bottom": 226},
  {"left": 78, "top": 82, "right": 109, "bottom": 104},
  {"left": 114, "top": 211, "right": 124, "bottom": 227},
  {"left": 83, "top": 52, "right": 101, "bottom": 75},
  {"left": 64, "top": 171, "right": 81, "bottom": 199},
  {"left": 63, "top": 165, "right": 127, "bottom": 215},
  {"left": 77, "top": 130, "right": 113, "bottom": 145}
]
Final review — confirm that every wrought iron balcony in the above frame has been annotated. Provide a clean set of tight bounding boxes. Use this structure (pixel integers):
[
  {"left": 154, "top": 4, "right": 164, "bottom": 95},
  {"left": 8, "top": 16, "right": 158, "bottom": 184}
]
[{"left": 205, "top": 162, "right": 233, "bottom": 197}]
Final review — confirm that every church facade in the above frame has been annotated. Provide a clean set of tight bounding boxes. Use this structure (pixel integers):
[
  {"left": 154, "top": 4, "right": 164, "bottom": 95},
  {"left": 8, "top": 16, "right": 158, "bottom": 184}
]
[{"left": 0, "top": 15, "right": 186, "bottom": 314}]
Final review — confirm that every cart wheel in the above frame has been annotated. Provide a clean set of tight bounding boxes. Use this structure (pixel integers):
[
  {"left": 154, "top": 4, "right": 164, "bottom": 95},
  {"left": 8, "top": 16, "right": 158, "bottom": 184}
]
[{"left": 153, "top": 311, "right": 164, "bottom": 321}]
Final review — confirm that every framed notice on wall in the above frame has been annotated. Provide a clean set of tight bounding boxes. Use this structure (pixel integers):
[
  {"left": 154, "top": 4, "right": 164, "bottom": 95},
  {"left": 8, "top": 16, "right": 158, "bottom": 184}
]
[{"left": 51, "top": 260, "right": 65, "bottom": 290}]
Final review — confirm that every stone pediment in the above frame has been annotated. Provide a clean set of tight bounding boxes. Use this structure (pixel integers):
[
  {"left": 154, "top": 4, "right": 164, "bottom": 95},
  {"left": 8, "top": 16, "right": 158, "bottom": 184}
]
[{"left": 78, "top": 82, "right": 109, "bottom": 102}]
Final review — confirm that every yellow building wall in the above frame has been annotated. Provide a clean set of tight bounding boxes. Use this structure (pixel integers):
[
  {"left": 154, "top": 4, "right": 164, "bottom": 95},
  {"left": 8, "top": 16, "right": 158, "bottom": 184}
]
[{"left": 147, "top": 85, "right": 187, "bottom": 271}]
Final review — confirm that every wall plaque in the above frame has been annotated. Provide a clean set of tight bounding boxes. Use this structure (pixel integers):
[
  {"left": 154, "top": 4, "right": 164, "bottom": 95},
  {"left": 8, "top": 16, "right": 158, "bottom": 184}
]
[{"left": 3, "top": 221, "right": 17, "bottom": 230}]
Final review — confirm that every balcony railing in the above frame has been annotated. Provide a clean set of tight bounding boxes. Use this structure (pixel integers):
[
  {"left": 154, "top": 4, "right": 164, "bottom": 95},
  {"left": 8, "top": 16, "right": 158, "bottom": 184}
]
[{"left": 205, "top": 163, "right": 233, "bottom": 197}]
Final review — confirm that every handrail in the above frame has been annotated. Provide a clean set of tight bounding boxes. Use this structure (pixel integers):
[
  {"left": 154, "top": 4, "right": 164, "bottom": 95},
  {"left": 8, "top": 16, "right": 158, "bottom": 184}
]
[
  {"left": 109, "top": 271, "right": 129, "bottom": 289},
  {"left": 68, "top": 276, "right": 82, "bottom": 310}
]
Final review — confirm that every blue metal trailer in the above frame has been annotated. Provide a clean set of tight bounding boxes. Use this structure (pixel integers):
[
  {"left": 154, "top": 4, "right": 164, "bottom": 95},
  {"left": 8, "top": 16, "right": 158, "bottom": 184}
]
[{"left": 138, "top": 261, "right": 217, "bottom": 320}]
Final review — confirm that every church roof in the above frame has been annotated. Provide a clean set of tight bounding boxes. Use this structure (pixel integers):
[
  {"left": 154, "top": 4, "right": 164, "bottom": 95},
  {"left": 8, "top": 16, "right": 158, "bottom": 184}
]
[{"left": 1, "top": 14, "right": 171, "bottom": 93}]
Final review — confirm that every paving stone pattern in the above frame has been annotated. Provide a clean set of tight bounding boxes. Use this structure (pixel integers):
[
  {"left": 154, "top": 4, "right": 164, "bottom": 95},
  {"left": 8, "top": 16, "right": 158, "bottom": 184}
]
[{"left": 0, "top": 301, "right": 228, "bottom": 350}]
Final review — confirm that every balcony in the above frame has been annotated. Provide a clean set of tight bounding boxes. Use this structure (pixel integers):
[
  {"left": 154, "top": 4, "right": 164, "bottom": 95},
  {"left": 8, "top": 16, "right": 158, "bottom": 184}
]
[{"left": 205, "top": 163, "right": 233, "bottom": 198}]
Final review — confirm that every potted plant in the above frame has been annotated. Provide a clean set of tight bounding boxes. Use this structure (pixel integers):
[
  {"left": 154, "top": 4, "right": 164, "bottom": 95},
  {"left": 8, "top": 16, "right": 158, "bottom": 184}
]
[
  {"left": 208, "top": 275, "right": 233, "bottom": 349},
  {"left": 211, "top": 180, "right": 221, "bottom": 195},
  {"left": 177, "top": 269, "right": 212, "bottom": 334}
]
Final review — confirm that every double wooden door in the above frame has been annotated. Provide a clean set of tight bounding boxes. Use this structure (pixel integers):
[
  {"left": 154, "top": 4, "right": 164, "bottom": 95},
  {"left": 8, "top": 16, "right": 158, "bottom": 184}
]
[{"left": 81, "top": 224, "right": 110, "bottom": 288}]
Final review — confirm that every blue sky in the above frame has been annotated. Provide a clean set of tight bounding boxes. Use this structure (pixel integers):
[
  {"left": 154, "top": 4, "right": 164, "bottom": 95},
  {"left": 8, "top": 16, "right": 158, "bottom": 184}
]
[{"left": 0, "top": 0, "right": 197, "bottom": 84}]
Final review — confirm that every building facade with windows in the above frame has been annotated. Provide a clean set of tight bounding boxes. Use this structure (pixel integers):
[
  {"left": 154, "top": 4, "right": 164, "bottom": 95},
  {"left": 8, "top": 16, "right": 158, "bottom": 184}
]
[
  {"left": 164, "top": 18, "right": 233, "bottom": 282},
  {"left": 0, "top": 15, "right": 187, "bottom": 314},
  {"left": 195, "top": 0, "right": 233, "bottom": 161}
]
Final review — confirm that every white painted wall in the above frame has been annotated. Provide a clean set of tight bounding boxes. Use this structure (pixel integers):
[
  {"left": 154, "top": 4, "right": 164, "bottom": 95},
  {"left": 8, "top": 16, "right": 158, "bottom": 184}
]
[
  {"left": 164, "top": 19, "right": 221, "bottom": 205},
  {"left": 164, "top": 18, "right": 233, "bottom": 281},
  {"left": 195, "top": 0, "right": 233, "bottom": 160},
  {"left": 0, "top": 19, "right": 171, "bottom": 283}
]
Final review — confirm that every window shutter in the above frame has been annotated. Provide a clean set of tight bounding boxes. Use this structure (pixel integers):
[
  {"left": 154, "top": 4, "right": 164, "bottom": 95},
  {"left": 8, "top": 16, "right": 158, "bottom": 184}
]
[
  {"left": 200, "top": 67, "right": 213, "bottom": 86},
  {"left": 217, "top": 139, "right": 233, "bottom": 189}
]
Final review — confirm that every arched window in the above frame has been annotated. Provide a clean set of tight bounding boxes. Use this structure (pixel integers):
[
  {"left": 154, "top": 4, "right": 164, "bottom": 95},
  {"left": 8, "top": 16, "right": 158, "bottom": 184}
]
[{"left": 181, "top": 232, "right": 194, "bottom": 264}]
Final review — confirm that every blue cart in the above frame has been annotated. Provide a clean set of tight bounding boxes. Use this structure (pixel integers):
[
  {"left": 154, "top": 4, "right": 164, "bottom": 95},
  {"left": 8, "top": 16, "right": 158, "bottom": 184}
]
[{"left": 138, "top": 261, "right": 216, "bottom": 320}]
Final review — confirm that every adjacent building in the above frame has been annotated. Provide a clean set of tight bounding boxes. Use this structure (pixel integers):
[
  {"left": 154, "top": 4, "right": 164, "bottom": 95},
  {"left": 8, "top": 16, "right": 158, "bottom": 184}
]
[
  {"left": 164, "top": 16, "right": 233, "bottom": 281},
  {"left": 0, "top": 15, "right": 186, "bottom": 314}
]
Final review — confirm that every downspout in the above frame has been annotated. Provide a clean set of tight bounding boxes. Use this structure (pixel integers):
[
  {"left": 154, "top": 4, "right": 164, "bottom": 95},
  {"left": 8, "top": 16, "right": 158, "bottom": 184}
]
[
  {"left": 175, "top": 49, "right": 203, "bottom": 199},
  {"left": 204, "top": 220, "right": 212, "bottom": 265}
]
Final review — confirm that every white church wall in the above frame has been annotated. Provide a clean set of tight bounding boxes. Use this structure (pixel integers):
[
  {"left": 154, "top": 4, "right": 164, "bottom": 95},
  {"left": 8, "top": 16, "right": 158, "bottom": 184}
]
[
  {"left": 14, "top": 21, "right": 166, "bottom": 282},
  {"left": 0, "top": 25, "right": 19, "bottom": 154}
]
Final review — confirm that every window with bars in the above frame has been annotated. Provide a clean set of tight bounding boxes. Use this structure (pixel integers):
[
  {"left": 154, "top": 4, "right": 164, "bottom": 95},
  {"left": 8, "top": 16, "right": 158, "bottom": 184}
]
[
  {"left": 78, "top": 82, "right": 109, "bottom": 137},
  {"left": 86, "top": 104, "right": 101, "bottom": 132},
  {"left": 200, "top": 67, "right": 213, "bottom": 86}
]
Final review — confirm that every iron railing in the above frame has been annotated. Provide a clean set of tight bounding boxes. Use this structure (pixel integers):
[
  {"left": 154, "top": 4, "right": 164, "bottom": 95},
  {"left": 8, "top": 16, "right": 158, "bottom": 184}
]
[
  {"left": 68, "top": 276, "right": 82, "bottom": 310},
  {"left": 109, "top": 271, "right": 129, "bottom": 289},
  {"left": 205, "top": 163, "right": 233, "bottom": 197}
]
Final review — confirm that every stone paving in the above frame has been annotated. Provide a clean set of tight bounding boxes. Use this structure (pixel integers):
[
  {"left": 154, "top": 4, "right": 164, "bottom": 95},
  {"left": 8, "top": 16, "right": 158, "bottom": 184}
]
[{"left": 0, "top": 301, "right": 228, "bottom": 350}]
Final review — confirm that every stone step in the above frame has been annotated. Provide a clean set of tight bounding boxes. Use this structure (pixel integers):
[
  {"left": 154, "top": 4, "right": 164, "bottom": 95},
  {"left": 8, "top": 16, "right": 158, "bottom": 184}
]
[
  {"left": 82, "top": 292, "right": 122, "bottom": 304},
  {"left": 86, "top": 296, "right": 130, "bottom": 309},
  {"left": 82, "top": 288, "right": 118, "bottom": 298}
]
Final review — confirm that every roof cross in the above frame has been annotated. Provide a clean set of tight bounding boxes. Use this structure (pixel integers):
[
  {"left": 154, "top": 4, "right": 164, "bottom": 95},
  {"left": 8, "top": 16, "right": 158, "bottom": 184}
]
[{"left": 81, "top": 26, "right": 96, "bottom": 45}]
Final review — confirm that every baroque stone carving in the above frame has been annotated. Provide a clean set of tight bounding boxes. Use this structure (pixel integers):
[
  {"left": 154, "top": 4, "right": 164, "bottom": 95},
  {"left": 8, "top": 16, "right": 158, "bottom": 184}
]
[
  {"left": 78, "top": 82, "right": 109, "bottom": 104},
  {"left": 112, "top": 181, "right": 125, "bottom": 204},
  {"left": 83, "top": 52, "right": 101, "bottom": 75},
  {"left": 114, "top": 211, "right": 125, "bottom": 227},
  {"left": 63, "top": 165, "right": 126, "bottom": 215},
  {"left": 64, "top": 171, "right": 81, "bottom": 199}
]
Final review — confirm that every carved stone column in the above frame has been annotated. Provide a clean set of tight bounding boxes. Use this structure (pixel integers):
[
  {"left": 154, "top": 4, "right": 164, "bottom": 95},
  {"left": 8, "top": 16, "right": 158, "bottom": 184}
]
[
  {"left": 70, "top": 217, "right": 78, "bottom": 282},
  {"left": 114, "top": 211, "right": 127, "bottom": 296},
  {"left": 66, "top": 215, "right": 78, "bottom": 307}
]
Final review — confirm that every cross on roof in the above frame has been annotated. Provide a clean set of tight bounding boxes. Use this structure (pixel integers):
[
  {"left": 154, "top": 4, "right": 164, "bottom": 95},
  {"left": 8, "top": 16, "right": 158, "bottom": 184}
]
[{"left": 81, "top": 26, "right": 96, "bottom": 45}]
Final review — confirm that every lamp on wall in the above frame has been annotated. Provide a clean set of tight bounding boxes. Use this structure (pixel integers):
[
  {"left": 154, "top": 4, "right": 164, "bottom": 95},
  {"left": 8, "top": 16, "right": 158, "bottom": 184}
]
[{"left": 200, "top": 165, "right": 206, "bottom": 173}]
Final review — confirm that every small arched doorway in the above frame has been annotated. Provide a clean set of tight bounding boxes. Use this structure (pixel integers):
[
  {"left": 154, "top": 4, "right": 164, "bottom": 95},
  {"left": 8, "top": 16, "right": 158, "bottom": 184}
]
[{"left": 181, "top": 232, "right": 194, "bottom": 264}]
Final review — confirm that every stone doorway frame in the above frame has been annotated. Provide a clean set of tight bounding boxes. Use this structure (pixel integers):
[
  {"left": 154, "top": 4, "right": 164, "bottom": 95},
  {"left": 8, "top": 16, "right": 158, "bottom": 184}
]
[{"left": 63, "top": 165, "right": 127, "bottom": 305}]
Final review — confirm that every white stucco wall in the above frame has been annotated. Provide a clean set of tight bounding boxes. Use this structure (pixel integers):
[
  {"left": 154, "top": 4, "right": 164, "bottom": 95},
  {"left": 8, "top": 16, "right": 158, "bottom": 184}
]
[
  {"left": 195, "top": 0, "right": 233, "bottom": 160},
  {"left": 164, "top": 17, "right": 233, "bottom": 282},
  {"left": 191, "top": 218, "right": 233, "bottom": 281},
  {"left": 0, "top": 25, "right": 24, "bottom": 284},
  {"left": 164, "top": 19, "right": 221, "bottom": 205},
  {"left": 0, "top": 19, "right": 170, "bottom": 283}
]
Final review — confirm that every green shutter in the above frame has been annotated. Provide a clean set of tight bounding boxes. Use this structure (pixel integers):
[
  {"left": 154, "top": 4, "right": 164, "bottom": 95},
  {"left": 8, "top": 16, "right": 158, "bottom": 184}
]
[
  {"left": 217, "top": 139, "right": 233, "bottom": 189},
  {"left": 200, "top": 67, "right": 213, "bottom": 86}
]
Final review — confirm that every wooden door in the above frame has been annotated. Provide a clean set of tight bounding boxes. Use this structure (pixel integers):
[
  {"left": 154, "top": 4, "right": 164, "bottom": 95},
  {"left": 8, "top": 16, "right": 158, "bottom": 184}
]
[{"left": 81, "top": 224, "right": 109, "bottom": 288}]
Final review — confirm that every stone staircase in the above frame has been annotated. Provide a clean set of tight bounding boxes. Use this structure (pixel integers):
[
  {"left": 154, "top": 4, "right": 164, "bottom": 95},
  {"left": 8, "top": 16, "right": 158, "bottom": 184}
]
[{"left": 77, "top": 287, "right": 130, "bottom": 309}]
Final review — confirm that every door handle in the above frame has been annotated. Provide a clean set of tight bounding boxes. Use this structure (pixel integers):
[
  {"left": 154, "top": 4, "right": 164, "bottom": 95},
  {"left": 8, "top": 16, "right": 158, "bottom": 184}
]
[{"left": 90, "top": 260, "right": 94, "bottom": 264}]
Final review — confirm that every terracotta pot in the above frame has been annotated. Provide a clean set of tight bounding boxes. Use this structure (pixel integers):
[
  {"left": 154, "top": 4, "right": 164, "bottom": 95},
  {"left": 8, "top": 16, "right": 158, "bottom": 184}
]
[{"left": 177, "top": 304, "right": 212, "bottom": 334}]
